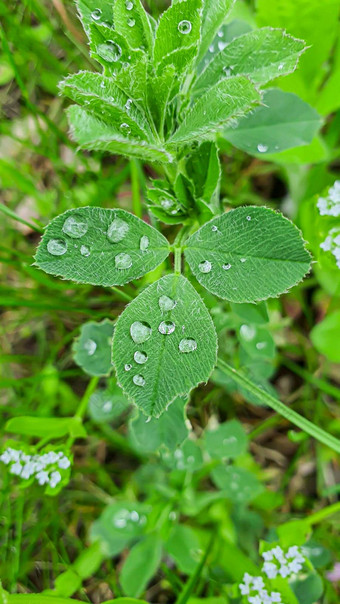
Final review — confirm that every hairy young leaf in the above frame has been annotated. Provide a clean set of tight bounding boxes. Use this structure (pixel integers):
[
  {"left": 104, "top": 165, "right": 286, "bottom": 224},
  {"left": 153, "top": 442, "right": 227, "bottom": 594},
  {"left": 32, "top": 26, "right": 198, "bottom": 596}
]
[
  {"left": 184, "top": 206, "right": 311, "bottom": 302},
  {"left": 168, "top": 76, "right": 261, "bottom": 145},
  {"left": 113, "top": 0, "right": 153, "bottom": 53},
  {"left": 120, "top": 534, "right": 162, "bottom": 597},
  {"left": 194, "top": 28, "right": 306, "bottom": 95},
  {"left": 66, "top": 106, "right": 174, "bottom": 163},
  {"left": 73, "top": 320, "right": 114, "bottom": 377},
  {"left": 129, "top": 396, "right": 188, "bottom": 452},
  {"left": 89, "top": 22, "right": 143, "bottom": 72},
  {"left": 224, "top": 89, "right": 321, "bottom": 155},
  {"left": 76, "top": 0, "right": 114, "bottom": 37},
  {"left": 35, "top": 207, "right": 170, "bottom": 287},
  {"left": 197, "top": 0, "right": 235, "bottom": 62},
  {"left": 186, "top": 141, "right": 221, "bottom": 215},
  {"left": 112, "top": 274, "right": 217, "bottom": 417}
]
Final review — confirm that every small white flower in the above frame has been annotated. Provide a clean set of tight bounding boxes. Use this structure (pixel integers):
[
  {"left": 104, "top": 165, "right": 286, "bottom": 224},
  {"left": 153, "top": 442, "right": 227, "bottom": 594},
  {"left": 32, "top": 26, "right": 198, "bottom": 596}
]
[
  {"left": 10, "top": 462, "right": 23, "bottom": 475},
  {"left": 253, "top": 577, "right": 265, "bottom": 591},
  {"left": 49, "top": 471, "right": 62, "bottom": 488},
  {"left": 58, "top": 456, "right": 71, "bottom": 469},
  {"left": 8, "top": 448, "right": 21, "bottom": 461},
  {"left": 248, "top": 596, "right": 261, "bottom": 604},
  {"left": 263, "top": 562, "right": 278, "bottom": 579},
  {"left": 271, "top": 593, "right": 282, "bottom": 603},
  {"left": 36, "top": 471, "right": 49, "bottom": 485},
  {"left": 0, "top": 451, "right": 12, "bottom": 464},
  {"left": 262, "top": 550, "right": 274, "bottom": 562},
  {"left": 279, "top": 565, "right": 290, "bottom": 578},
  {"left": 21, "top": 462, "right": 35, "bottom": 479}
]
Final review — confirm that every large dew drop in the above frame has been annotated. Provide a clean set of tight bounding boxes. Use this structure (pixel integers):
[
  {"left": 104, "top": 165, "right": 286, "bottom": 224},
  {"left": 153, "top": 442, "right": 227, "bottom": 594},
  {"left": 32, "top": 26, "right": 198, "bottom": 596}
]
[
  {"left": 84, "top": 339, "right": 97, "bottom": 356},
  {"left": 97, "top": 40, "right": 122, "bottom": 63},
  {"left": 159, "top": 321, "right": 176, "bottom": 335},
  {"left": 257, "top": 143, "right": 268, "bottom": 153},
  {"left": 179, "top": 338, "right": 197, "bottom": 353},
  {"left": 120, "top": 123, "right": 131, "bottom": 135},
  {"left": 115, "top": 253, "right": 132, "bottom": 269},
  {"left": 199, "top": 260, "right": 212, "bottom": 274},
  {"left": 127, "top": 18, "right": 135, "bottom": 27},
  {"left": 47, "top": 238, "right": 67, "bottom": 256},
  {"left": 133, "top": 374, "right": 145, "bottom": 387},
  {"left": 130, "top": 321, "right": 152, "bottom": 344},
  {"left": 91, "top": 8, "right": 102, "bottom": 20},
  {"left": 159, "top": 295, "right": 176, "bottom": 312},
  {"left": 125, "top": 0, "right": 133, "bottom": 9},
  {"left": 134, "top": 351, "right": 148, "bottom": 364},
  {"left": 240, "top": 324, "right": 256, "bottom": 342},
  {"left": 107, "top": 217, "right": 129, "bottom": 243},
  {"left": 140, "top": 235, "right": 149, "bottom": 251},
  {"left": 80, "top": 245, "right": 90, "bottom": 257},
  {"left": 178, "top": 20, "right": 192, "bottom": 34}
]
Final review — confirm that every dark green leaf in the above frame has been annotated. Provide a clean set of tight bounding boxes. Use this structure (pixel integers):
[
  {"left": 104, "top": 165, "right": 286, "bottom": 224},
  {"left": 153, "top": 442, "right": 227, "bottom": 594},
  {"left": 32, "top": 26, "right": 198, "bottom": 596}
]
[{"left": 73, "top": 320, "right": 114, "bottom": 377}]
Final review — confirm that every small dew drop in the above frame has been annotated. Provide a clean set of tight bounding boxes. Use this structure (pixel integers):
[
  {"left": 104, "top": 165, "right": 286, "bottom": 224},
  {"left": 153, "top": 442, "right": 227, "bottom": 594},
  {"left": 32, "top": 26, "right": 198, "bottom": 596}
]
[
  {"left": 222, "top": 263, "right": 231, "bottom": 270},
  {"left": 159, "top": 321, "right": 176, "bottom": 335},
  {"left": 160, "top": 197, "right": 174, "bottom": 210},
  {"left": 246, "top": 215, "right": 251, "bottom": 221},
  {"left": 120, "top": 122, "right": 131, "bottom": 135},
  {"left": 134, "top": 350, "right": 148, "bottom": 364},
  {"left": 125, "top": 99, "right": 133, "bottom": 111},
  {"left": 100, "top": 80, "right": 106, "bottom": 89},
  {"left": 256, "top": 341, "right": 267, "bottom": 350},
  {"left": 62, "top": 214, "right": 88, "bottom": 239},
  {"left": 240, "top": 258, "right": 247, "bottom": 263},
  {"left": 199, "top": 260, "right": 212, "bottom": 274},
  {"left": 107, "top": 217, "right": 129, "bottom": 243},
  {"left": 91, "top": 8, "right": 102, "bottom": 20},
  {"left": 97, "top": 40, "right": 122, "bottom": 63},
  {"left": 257, "top": 143, "right": 268, "bottom": 153},
  {"left": 80, "top": 245, "right": 91, "bottom": 257},
  {"left": 133, "top": 374, "right": 145, "bottom": 387},
  {"left": 211, "top": 225, "right": 218, "bottom": 232},
  {"left": 115, "top": 252, "right": 132, "bottom": 269},
  {"left": 84, "top": 339, "right": 97, "bottom": 356},
  {"left": 140, "top": 235, "right": 149, "bottom": 251},
  {"left": 103, "top": 401, "right": 112, "bottom": 412},
  {"left": 47, "top": 238, "right": 67, "bottom": 256},
  {"left": 125, "top": 363, "right": 132, "bottom": 371},
  {"left": 125, "top": 0, "right": 133, "bottom": 9},
  {"left": 240, "top": 324, "right": 256, "bottom": 342},
  {"left": 178, "top": 20, "right": 192, "bottom": 35},
  {"left": 130, "top": 321, "right": 152, "bottom": 344},
  {"left": 278, "top": 63, "right": 284, "bottom": 70},
  {"left": 218, "top": 30, "right": 224, "bottom": 38},
  {"left": 179, "top": 338, "right": 197, "bottom": 353},
  {"left": 209, "top": 44, "right": 215, "bottom": 53},
  {"left": 159, "top": 295, "right": 176, "bottom": 312},
  {"left": 127, "top": 18, "right": 135, "bottom": 27}
]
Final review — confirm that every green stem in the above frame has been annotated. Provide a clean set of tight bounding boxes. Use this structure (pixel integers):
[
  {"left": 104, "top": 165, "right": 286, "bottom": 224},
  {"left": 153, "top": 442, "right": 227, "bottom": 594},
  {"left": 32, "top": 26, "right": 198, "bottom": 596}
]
[
  {"left": 174, "top": 533, "right": 214, "bottom": 604},
  {"left": 305, "top": 501, "right": 340, "bottom": 526},
  {"left": 217, "top": 358, "right": 340, "bottom": 455},
  {"left": 282, "top": 357, "right": 340, "bottom": 401},
  {"left": 66, "top": 377, "right": 98, "bottom": 447},
  {"left": 0, "top": 204, "right": 43, "bottom": 234},
  {"left": 174, "top": 247, "right": 182, "bottom": 275},
  {"left": 111, "top": 286, "right": 133, "bottom": 302},
  {"left": 130, "top": 160, "right": 142, "bottom": 218}
]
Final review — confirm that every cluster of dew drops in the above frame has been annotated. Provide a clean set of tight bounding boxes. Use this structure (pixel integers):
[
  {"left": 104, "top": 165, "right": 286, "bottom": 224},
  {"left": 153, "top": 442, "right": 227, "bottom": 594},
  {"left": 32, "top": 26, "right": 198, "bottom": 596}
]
[
  {"left": 46, "top": 214, "right": 149, "bottom": 271},
  {"left": 198, "top": 217, "right": 251, "bottom": 275},
  {"left": 124, "top": 296, "right": 198, "bottom": 389}
]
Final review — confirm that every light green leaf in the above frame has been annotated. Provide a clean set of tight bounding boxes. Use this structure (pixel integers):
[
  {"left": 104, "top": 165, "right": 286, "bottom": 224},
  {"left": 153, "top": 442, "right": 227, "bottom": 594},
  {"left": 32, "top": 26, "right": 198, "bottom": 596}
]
[
  {"left": 237, "top": 324, "right": 275, "bottom": 360},
  {"left": 73, "top": 320, "right": 114, "bottom": 377},
  {"left": 184, "top": 206, "right": 311, "bottom": 302},
  {"left": 115, "top": 57, "right": 149, "bottom": 105},
  {"left": 147, "top": 65, "right": 178, "bottom": 134},
  {"left": 89, "top": 385, "right": 130, "bottom": 423},
  {"left": 168, "top": 76, "right": 261, "bottom": 146},
  {"left": 211, "top": 465, "right": 263, "bottom": 502},
  {"left": 120, "top": 534, "right": 162, "bottom": 597},
  {"left": 76, "top": 0, "right": 114, "bottom": 37},
  {"left": 89, "top": 22, "right": 143, "bottom": 72},
  {"left": 204, "top": 419, "right": 247, "bottom": 459},
  {"left": 35, "top": 207, "right": 170, "bottom": 287},
  {"left": 112, "top": 274, "right": 217, "bottom": 417},
  {"left": 165, "top": 525, "right": 201, "bottom": 574},
  {"left": 291, "top": 574, "right": 324, "bottom": 604},
  {"left": 224, "top": 89, "right": 321, "bottom": 155},
  {"left": 5, "top": 416, "right": 86, "bottom": 439},
  {"left": 129, "top": 396, "right": 188, "bottom": 452},
  {"left": 90, "top": 502, "right": 150, "bottom": 556},
  {"left": 161, "top": 439, "right": 203, "bottom": 471},
  {"left": 186, "top": 141, "right": 221, "bottom": 214},
  {"left": 194, "top": 28, "right": 306, "bottom": 95},
  {"left": 311, "top": 310, "right": 340, "bottom": 362},
  {"left": 230, "top": 301, "right": 269, "bottom": 324},
  {"left": 113, "top": 0, "right": 153, "bottom": 52},
  {"left": 197, "top": 0, "right": 235, "bottom": 62}
]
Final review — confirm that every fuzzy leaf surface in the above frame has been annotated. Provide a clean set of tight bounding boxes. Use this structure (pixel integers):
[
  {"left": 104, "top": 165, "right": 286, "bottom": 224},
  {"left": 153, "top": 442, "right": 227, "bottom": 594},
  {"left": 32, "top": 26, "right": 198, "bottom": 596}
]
[
  {"left": 35, "top": 207, "right": 170, "bottom": 287},
  {"left": 112, "top": 274, "right": 217, "bottom": 417},
  {"left": 113, "top": 0, "right": 153, "bottom": 52},
  {"left": 184, "top": 206, "right": 311, "bottom": 302},
  {"left": 197, "top": 0, "right": 235, "bottom": 62}
]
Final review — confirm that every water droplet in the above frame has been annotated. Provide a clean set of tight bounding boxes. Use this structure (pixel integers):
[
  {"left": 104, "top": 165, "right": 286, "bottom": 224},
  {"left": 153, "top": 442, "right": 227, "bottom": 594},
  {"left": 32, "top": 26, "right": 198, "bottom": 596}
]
[
  {"left": 125, "top": 0, "right": 133, "bottom": 9},
  {"left": 120, "top": 122, "right": 131, "bottom": 135},
  {"left": 159, "top": 321, "right": 176, "bottom": 335},
  {"left": 246, "top": 216, "right": 251, "bottom": 221},
  {"left": 257, "top": 143, "right": 268, "bottom": 153},
  {"left": 209, "top": 44, "right": 215, "bottom": 53},
  {"left": 134, "top": 351, "right": 148, "bottom": 364},
  {"left": 97, "top": 40, "right": 122, "bottom": 63},
  {"left": 127, "top": 18, "right": 135, "bottom": 27},
  {"left": 256, "top": 341, "right": 267, "bottom": 350},
  {"left": 100, "top": 80, "right": 106, "bottom": 89},
  {"left": 140, "top": 235, "right": 149, "bottom": 251},
  {"left": 125, "top": 363, "right": 132, "bottom": 371},
  {"left": 103, "top": 401, "right": 112, "bottom": 412},
  {"left": 47, "top": 238, "right": 67, "bottom": 256},
  {"left": 159, "top": 295, "right": 176, "bottom": 312},
  {"left": 240, "top": 324, "right": 256, "bottom": 341},
  {"left": 178, "top": 20, "right": 192, "bottom": 35},
  {"left": 217, "top": 30, "right": 224, "bottom": 38},
  {"left": 240, "top": 258, "right": 247, "bottom": 263},
  {"left": 133, "top": 374, "right": 145, "bottom": 387},
  {"left": 115, "top": 252, "right": 132, "bottom": 269},
  {"left": 125, "top": 99, "right": 133, "bottom": 111},
  {"left": 80, "top": 245, "right": 91, "bottom": 257},
  {"left": 179, "top": 338, "right": 197, "bottom": 353},
  {"left": 91, "top": 8, "right": 102, "bottom": 20},
  {"left": 278, "top": 63, "right": 284, "bottom": 70},
  {"left": 130, "top": 321, "right": 152, "bottom": 344},
  {"left": 211, "top": 225, "right": 218, "bottom": 232},
  {"left": 160, "top": 197, "right": 174, "bottom": 210},
  {"left": 84, "top": 339, "right": 97, "bottom": 355},
  {"left": 63, "top": 215, "right": 88, "bottom": 239},
  {"left": 222, "top": 263, "right": 232, "bottom": 271},
  {"left": 199, "top": 260, "right": 212, "bottom": 274},
  {"left": 107, "top": 217, "right": 129, "bottom": 243}
]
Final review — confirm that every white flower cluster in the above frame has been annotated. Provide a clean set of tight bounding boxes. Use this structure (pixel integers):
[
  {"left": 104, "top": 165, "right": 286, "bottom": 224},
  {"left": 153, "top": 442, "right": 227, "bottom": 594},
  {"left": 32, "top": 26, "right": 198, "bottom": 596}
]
[
  {"left": 239, "top": 573, "right": 281, "bottom": 604},
  {"left": 320, "top": 228, "right": 340, "bottom": 269},
  {"left": 0, "top": 447, "right": 71, "bottom": 488},
  {"left": 317, "top": 180, "right": 340, "bottom": 217},
  {"left": 262, "top": 545, "right": 305, "bottom": 579}
]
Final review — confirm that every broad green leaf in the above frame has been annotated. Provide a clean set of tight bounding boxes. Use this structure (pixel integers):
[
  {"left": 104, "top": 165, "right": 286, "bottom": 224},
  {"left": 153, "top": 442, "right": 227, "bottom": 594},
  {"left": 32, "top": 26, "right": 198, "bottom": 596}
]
[
  {"left": 261, "top": 135, "right": 328, "bottom": 165},
  {"left": 129, "top": 396, "right": 188, "bottom": 452},
  {"left": 237, "top": 324, "right": 276, "bottom": 360},
  {"left": 89, "top": 22, "right": 143, "bottom": 72},
  {"left": 168, "top": 76, "right": 261, "bottom": 146},
  {"left": 153, "top": 0, "right": 203, "bottom": 74},
  {"left": 35, "top": 207, "right": 170, "bottom": 287},
  {"left": 76, "top": 0, "right": 114, "bottom": 37},
  {"left": 161, "top": 439, "right": 203, "bottom": 471},
  {"left": 5, "top": 416, "right": 86, "bottom": 439},
  {"left": 223, "top": 89, "right": 321, "bottom": 155},
  {"left": 73, "top": 320, "right": 114, "bottom": 377},
  {"left": 66, "top": 106, "right": 175, "bottom": 163},
  {"left": 311, "top": 310, "right": 340, "bottom": 362},
  {"left": 230, "top": 302, "right": 268, "bottom": 324},
  {"left": 89, "top": 385, "right": 130, "bottom": 423},
  {"left": 291, "top": 574, "right": 324, "bottom": 604},
  {"left": 316, "top": 34, "right": 340, "bottom": 115},
  {"left": 59, "top": 72, "right": 154, "bottom": 141},
  {"left": 211, "top": 465, "right": 263, "bottom": 502},
  {"left": 165, "top": 525, "right": 201, "bottom": 574},
  {"left": 186, "top": 141, "right": 221, "bottom": 215},
  {"left": 112, "top": 274, "right": 217, "bottom": 417},
  {"left": 194, "top": 28, "right": 305, "bottom": 95},
  {"left": 120, "top": 534, "right": 162, "bottom": 597},
  {"left": 90, "top": 502, "right": 150, "bottom": 556},
  {"left": 204, "top": 419, "right": 247, "bottom": 459},
  {"left": 184, "top": 206, "right": 311, "bottom": 302},
  {"left": 197, "top": 0, "right": 235, "bottom": 62},
  {"left": 113, "top": 0, "right": 153, "bottom": 52}
]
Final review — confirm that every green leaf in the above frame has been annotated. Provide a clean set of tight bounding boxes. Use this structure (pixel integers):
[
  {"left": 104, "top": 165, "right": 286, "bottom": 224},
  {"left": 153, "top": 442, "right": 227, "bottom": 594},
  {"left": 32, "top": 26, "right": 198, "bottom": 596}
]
[
  {"left": 120, "top": 534, "right": 162, "bottom": 597},
  {"left": 35, "top": 207, "right": 170, "bottom": 287},
  {"left": 105, "top": 600, "right": 149, "bottom": 604},
  {"left": 89, "top": 385, "right": 130, "bottom": 422},
  {"left": 184, "top": 206, "right": 311, "bottom": 302},
  {"left": 237, "top": 324, "right": 276, "bottom": 360},
  {"left": 90, "top": 502, "right": 150, "bottom": 556},
  {"left": 168, "top": 76, "right": 261, "bottom": 146},
  {"left": 66, "top": 106, "right": 175, "bottom": 163},
  {"left": 197, "top": 0, "right": 235, "bottom": 62},
  {"left": 72, "top": 320, "right": 114, "bottom": 377},
  {"left": 204, "top": 419, "right": 247, "bottom": 459},
  {"left": 194, "top": 28, "right": 306, "bottom": 95},
  {"left": 147, "top": 65, "right": 178, "bottom": 134},
  {"left": 223, "top": 89, "right": 321, "bottom": 155},
  {"left": 112, "top": 274, "right": 217, "bottom": 417},
  {"left": 129, "top": 396, "right": 188, "bottom": 452},
  {"left": 89, "top": 22, "right": 143, "bottom": 72},
  {"left": 161, "top": 439, "right": 203, "bottom": 471},
  {"left": 5, "top": 416, "right": 86, "bottom": 439},
  {"left": 7, "top": 597, "right": 83, "bottom": 604},
  {"left": 311, "top": 310, "right": 340, "bottom": 362},
  {"left": 113, "top": 0, "right": 153, "bottom": 52},
  {"left": 76, "top": 0, "right": 114, "bottom": 37},
  {"left": 186, "top": 141, "right": 221, "bottom": 215},
  {"left": 165, "top": 525, "right": 201, "bottom": 574},
  {"left": 230, "top": 301, "right": 268, "bottom": 324},
  {"left": 291, "top": 574, "right": 324, "bottom": 604},
  {"left": 211, "top": 465, "right": 263, "bottom": 502}
]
